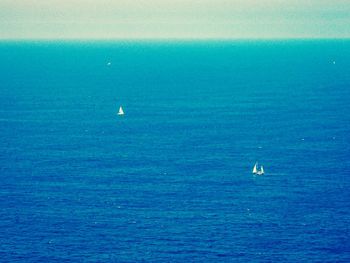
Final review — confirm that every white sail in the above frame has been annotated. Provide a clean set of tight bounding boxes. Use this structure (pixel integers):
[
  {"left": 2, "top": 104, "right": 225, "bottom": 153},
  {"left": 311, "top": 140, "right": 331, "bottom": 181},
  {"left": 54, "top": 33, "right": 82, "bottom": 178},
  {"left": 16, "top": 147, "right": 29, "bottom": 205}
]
[
  {"left": 260, "top": 166, "right": 264, "bottom": 174},
  {"left": 252, "top": 163, "right": 258, "bottom": 174},
  {"left": 118, "top": 106, "right": 124, "bottom": 115}
]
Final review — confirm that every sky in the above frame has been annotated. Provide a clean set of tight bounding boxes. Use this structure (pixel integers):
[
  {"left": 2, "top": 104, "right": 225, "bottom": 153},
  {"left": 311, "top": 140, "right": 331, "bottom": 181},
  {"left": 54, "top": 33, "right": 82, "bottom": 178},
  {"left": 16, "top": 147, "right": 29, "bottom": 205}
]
[{"left": 0, "top": 0, "right": 349, "bottom": 39}]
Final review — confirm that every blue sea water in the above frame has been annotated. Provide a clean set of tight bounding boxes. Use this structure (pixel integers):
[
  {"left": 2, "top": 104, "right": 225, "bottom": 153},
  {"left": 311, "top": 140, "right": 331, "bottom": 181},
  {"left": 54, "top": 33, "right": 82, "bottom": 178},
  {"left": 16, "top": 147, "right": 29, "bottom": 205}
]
[{"left": 0, "top": 40, "right": 350, "bottom": 262}]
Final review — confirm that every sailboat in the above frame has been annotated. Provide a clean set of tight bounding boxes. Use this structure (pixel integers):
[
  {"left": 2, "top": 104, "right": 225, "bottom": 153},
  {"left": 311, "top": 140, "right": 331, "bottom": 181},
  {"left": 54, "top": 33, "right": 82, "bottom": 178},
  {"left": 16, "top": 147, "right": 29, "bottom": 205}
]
[
  {"left": 260, "top": 166, "right": 264, "bottom": 175},
  {"left": 117, "top": 106, "right": 124, "bottom": 115},
  {"left": 252, "top": 163, "right": 258, "bottom": 174},
  {"left": 252, "top": 162, "right": 264, "bottom": 175}
]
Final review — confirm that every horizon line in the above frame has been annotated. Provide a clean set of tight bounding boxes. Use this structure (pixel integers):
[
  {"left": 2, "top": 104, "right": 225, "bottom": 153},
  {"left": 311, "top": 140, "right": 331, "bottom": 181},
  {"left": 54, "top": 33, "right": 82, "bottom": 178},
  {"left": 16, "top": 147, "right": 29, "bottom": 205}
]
[{"left": 1, "top": 37, "right": 350, "bottom": 42}]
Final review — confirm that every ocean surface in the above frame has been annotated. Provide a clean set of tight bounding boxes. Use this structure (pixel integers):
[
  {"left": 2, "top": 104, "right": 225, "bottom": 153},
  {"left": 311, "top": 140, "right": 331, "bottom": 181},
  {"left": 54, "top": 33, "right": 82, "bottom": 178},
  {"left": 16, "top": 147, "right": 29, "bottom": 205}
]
[{"left": 0, "top": 40, "right": 350, "bottom": 262}]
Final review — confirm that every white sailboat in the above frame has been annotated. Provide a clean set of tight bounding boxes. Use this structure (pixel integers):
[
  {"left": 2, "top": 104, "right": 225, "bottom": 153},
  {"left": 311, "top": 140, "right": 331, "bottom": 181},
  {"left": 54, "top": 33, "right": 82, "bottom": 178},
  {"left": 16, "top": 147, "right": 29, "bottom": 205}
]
[
  {"left": 260, "top": 166, "right": 264, "bottom": 174},
  {"left": 252, "top": 163, "right": 258, "bottom": 174},
  {"left": 117, "top": 106, "right": 124, "bottom": 115},
  {"left": 252, "top": 163, "right": 264, "bottom": 175}
]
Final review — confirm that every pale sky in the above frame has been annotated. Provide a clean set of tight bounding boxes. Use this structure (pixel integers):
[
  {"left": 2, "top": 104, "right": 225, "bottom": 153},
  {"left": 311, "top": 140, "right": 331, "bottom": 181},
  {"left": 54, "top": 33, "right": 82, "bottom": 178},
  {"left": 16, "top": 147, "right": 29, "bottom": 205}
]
[{"left": 0, "top": 0, "right": 349, "bottom": 39}]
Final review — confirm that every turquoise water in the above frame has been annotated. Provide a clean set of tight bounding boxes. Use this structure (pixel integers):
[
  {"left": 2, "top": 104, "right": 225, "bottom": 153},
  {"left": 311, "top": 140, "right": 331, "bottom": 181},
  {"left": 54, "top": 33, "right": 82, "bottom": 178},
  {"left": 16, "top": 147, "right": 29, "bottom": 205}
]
[{"left": 0, "top": 40, "right": 350, "bottom": 262}]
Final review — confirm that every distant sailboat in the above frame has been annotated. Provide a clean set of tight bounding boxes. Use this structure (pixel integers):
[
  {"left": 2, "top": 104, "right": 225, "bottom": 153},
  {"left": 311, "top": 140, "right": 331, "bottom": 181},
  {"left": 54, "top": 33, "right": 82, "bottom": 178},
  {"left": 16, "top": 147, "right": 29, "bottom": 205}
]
[
  {"left": 252, "top": 163, "right": 258, "bottom": 174},
  {"left": 252, "top": 162, "right": 264, "bottom": 175},
  {"left": 117, "top": 106, "right": 124, "bottom": 115},
  {"left": 259, "top": 166, "right": 264, "bottom": 175}
]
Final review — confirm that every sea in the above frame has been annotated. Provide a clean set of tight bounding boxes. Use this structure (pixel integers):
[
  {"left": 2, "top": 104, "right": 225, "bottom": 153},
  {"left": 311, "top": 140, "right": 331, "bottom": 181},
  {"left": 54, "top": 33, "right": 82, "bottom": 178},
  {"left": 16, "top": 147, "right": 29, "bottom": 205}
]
[{"left": 0, "top": 40, "right": 349, "bottom": 262}]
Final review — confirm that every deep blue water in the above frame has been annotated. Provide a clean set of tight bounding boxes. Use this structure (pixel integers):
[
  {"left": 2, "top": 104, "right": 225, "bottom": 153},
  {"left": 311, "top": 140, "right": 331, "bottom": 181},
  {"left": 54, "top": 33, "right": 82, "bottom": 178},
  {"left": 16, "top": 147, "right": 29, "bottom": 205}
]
[{"left": 0, "top": 40, "right": 350, "bottom": 262}]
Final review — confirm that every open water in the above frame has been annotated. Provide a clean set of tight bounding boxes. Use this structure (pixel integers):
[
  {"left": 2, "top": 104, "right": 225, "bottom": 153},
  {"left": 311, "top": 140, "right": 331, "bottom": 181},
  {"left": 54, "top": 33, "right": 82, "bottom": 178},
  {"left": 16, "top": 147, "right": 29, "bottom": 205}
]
[{"left": 0, "top": 40, "right": 350, "bottom": 262}]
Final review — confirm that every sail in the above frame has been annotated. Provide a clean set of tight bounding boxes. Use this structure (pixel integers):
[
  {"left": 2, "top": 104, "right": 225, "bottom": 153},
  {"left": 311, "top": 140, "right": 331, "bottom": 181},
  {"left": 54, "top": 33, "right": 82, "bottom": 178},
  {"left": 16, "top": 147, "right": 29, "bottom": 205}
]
[
  {"left": 260, "top": 166, "right": 264, "bottom": 174},
  {"left": 118, "top": 106, "right": 124, "bottom": 115},
  {"left": 252, "top": 163, "right": 257, "bottom": 174}
]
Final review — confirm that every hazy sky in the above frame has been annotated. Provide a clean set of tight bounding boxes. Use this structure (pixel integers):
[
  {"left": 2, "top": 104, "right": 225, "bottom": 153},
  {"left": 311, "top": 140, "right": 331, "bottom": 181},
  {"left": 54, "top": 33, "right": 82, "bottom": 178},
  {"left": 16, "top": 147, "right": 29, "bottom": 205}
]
[{"left": 0, "top": 0, "right": 349, "bottom": 39}]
